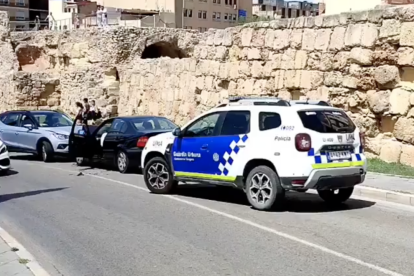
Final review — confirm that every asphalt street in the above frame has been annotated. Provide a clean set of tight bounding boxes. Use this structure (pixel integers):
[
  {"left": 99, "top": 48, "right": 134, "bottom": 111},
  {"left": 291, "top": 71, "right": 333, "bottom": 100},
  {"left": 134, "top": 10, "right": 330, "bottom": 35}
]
[{"left": 1, "top": 155, "right": 414, "bottom": 276}]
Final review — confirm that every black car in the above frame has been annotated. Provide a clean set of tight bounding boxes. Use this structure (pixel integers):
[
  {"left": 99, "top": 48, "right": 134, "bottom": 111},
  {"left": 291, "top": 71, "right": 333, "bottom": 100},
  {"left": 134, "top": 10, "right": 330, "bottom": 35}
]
[{"left": 69, "top": 116, "right": 178, "bottom": 173}]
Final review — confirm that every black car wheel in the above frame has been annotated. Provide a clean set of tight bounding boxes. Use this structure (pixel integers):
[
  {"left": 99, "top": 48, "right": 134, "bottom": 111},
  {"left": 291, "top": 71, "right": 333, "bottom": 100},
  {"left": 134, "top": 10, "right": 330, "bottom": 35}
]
[
  {"left": 144, "top": 157, "right": 177, "bottom": 194},
  {"left": 318, "top": 187, "right": 354, "bottom": 204},
  {"left": 41, "top": 141, "right": 54, "bottom": 163},
  {"left": 116, "top": 150, "right": 129, "bottom": 174}
]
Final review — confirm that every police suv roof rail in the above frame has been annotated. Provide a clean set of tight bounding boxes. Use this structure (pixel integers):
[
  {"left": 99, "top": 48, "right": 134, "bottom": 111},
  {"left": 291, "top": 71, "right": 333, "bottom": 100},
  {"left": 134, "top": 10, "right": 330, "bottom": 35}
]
[
  {"left": 289, "top": 100, "right": 332, "bottom": 107},
  {"left": 227, "top": 96, "right": 291, "bottom": 107}
]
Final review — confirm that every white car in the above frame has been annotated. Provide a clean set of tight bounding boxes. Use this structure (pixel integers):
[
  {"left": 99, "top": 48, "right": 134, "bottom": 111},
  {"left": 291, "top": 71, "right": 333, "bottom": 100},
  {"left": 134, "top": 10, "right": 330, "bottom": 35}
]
[
  {"left": 141, "top": 97, "right": 367, "bottom": 211},
  {"left": 0, "top": 139, "right": 11, "bottom": 175}
]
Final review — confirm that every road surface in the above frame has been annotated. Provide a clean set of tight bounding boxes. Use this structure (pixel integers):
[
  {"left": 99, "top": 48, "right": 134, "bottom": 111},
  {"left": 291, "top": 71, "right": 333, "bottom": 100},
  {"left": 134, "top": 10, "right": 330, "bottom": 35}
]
[{"left": 1, "top": 155, "right": 414, "bottom": 276}]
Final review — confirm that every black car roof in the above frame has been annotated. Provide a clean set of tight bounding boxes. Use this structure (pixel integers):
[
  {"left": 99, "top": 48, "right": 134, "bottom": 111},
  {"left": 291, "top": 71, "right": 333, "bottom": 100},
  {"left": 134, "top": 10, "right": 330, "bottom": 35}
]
[{"left": 115, "top": 115, "right": 169, "bottom": 120}]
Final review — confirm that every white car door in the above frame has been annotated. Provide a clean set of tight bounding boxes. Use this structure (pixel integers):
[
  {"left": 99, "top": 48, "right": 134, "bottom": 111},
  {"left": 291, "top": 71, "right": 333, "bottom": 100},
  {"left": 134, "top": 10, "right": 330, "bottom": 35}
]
[{"left": 0, "top": 112, "right": 22, "bottom": 149}]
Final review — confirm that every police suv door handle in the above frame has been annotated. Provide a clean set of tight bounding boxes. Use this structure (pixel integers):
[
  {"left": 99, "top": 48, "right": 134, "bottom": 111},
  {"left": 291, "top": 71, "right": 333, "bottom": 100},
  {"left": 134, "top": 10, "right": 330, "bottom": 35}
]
[
  {"left": 238, "top": 145, "right": 245, "bottom": 148},
  {"left": 201, "top": 144, "right": 208, "bottom": 150}
]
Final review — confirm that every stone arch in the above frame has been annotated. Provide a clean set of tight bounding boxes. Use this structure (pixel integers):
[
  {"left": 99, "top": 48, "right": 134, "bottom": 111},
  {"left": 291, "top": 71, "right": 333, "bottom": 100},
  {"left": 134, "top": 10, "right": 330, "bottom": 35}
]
[{"left": 141, "top": 41, "right": 187, "bottom": 59}]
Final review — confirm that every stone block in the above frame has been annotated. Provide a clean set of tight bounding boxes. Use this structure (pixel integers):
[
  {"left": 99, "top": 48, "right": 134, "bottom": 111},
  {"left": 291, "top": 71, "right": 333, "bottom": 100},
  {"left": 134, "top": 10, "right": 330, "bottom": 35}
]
[
  {"left": 251, "top": 29, "right": 266, "bottom": 47},
  {"left": 241, "top": 28, "right": 253, "bottom": 47},
  {"left": 342, "top": 76, "right": 358, "bottom": 89},
  {"left": 361, "top": 23, "right": 378, "bottom": 48},
  {"left": 300, "top": 70, "right": 323, "bottom": 90},
  {"left": 304, "top": 17, "right": 315, "bottom": 28},
  {"left": 294, "top": 50, "right": 308, "bottom": 69},
  {"left": 345, "top": 24, "right": 363, "bottom": 47},
  {"left": 274, "top": 70, "right": 285, "bottom": 90},
  {"left": 251, "top": 61, "right": 264, "bottom": 78},
  {"left": 273, "top": 29, "right": 290, "bottom": 50},
  {"left": 400, "top": 144, "right": 414, "bottom": 167},
  {"left": 379, "top": 19, "right": 401, "bottom": 39},
  {"left": 264, "top": 29, "right": 275, "bottom": 48},
  {"left": 400, "top": 22, "right": 414, "bottom": 46},
  {"left": 398, "top": 47, "right": 414, "bottom": 65},
  {"left": 284, "top": 70, "right": 301, "bottom": 89},
  {"left": 349, "top": 48, "right": 373, "bottom": 65},
  {"left": 301, "top": 29, "right": 316, "bottom": 51},
  {"left": 247, "top": 48, "right": 261, "bottom": 60},
  {"left": 280, "top": 49, "right": 296, "bottom": 70},
  {"left": 314, "top": 29, "right": 332, "bottom": 51},
  {"left": 328, "top": 27, "right": 346, "bottom": 51},
  {"left": 366, "top": 90, "right": 390, "bottom": 114},
  {"left": 379, "top": 140, "right": 402, "bottom": 163},
  {"left": 367, "top": 9, "right": 384, "bottom": 23},
  {"left": 323, "top": 72, "right": 343, "bottom": 87},
  {"left": 389, "top": 88, "right": 411, "bottom": 116},
  {"left": 351, "top": 10, "right": 369, "bottom": 22},
  {"left": 289, "top": 29, "right": 303, "bottom": 49},
  {"left": 394, "top": 117, "right": 414, "bottom": 144},
  {"left": 322, "top": 14, "right": 340, "bottom": 27},
  {"left": 222, "top": 29, "right": 233, "bottom": 46},
  {"left": 373, "top": 65, "right": 400, "bottom": 87}
]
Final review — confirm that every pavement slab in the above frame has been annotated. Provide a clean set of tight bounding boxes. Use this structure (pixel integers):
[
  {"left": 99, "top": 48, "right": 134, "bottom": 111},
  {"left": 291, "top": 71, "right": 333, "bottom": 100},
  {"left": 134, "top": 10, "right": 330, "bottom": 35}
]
[{"left": 0, "top": 235, "right": 34, "bottom": 276}]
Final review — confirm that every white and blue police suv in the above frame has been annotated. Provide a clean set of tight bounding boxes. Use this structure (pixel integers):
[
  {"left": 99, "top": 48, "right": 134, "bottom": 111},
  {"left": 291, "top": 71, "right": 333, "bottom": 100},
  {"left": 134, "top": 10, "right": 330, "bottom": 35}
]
[{"left": 141, "top": 97, "right": 367, "bottom": 211}]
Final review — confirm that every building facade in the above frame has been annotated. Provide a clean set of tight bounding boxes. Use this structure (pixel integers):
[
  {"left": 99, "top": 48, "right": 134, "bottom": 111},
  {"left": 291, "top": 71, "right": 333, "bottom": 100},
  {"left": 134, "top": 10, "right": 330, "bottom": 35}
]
[
  {"left": 0, "top": 0, "right": 30, "bottom": 30},
  {"left": 94, "top": 0, "right": 252, "bottom": 31},
  {"left": 322, "top": 0, "right": 414, "bottom": 15},
  {"left": 252, "top": 0, "right": 320, "bottom": 20}
]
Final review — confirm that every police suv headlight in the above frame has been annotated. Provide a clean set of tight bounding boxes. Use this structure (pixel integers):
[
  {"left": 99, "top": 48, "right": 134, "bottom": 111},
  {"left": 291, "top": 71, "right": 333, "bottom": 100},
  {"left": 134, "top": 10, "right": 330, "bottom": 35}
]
[{"left": 52, "top": 133, "right": 69, "bottom": 140}]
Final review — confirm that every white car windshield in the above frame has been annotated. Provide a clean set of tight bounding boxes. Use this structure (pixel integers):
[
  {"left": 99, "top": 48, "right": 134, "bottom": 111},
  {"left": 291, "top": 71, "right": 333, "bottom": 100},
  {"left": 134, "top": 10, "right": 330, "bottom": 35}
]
[{"left": 32, "top": 112, "right": 73, "bottom": 127}]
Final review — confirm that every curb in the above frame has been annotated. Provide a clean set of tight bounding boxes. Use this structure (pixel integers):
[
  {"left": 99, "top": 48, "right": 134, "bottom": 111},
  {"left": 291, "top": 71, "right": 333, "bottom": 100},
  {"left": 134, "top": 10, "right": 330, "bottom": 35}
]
[
  {"left": 367, "top": 171, "right": 414, "bottom": 179},
  {"left": 0, "top": 227, "right": 50, "bottom": 276},
  {"left": 355, "top": 185, "right": 414, "bottom": 207}
]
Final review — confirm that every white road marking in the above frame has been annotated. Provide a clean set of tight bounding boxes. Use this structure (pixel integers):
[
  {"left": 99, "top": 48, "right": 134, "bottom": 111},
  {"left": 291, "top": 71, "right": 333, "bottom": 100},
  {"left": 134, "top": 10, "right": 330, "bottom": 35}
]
[
  {"left": 37, "top": 164, "right": 404, "bottom": 276},
  {"left": 0, "top": 226, "right": 51, "bottom": 276}
]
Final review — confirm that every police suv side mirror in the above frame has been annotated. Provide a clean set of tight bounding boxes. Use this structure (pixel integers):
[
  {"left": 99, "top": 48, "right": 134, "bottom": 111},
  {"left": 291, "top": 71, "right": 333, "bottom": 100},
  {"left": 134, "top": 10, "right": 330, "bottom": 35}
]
[{"left": 172, "top": 127, "right": 182, "bottom": 137}]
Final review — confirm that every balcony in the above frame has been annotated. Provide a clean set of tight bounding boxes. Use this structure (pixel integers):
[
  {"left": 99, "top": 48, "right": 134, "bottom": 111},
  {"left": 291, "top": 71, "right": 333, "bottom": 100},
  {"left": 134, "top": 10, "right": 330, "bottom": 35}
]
[
  {"left": 9, "top": 16, "right": 27, "bottom": 21},
  {"left": 0, "top": 0, "right": 28, "bottom": 8}
]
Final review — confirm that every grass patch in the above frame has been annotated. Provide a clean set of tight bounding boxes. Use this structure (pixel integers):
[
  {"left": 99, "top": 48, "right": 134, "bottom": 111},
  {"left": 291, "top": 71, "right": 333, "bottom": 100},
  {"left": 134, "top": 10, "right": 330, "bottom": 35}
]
[
  {"left": 18, "top": 258, "right": 29, "bottom": 264},
  {"left": 368, "top": 158, "right": 414, "bottom": 178}
]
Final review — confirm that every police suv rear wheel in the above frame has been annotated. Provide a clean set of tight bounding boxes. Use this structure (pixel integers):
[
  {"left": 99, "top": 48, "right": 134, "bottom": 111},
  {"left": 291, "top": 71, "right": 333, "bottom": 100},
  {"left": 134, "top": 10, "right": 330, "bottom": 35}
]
[
  {"left": 245, "top": 165, "right": 285, "bottom": 211},
  {"left": 144, "top": 157, "right": 176, "bottom": 194},
  {"left": 317, "top": 187, "right": 354, "bottom": 204}
]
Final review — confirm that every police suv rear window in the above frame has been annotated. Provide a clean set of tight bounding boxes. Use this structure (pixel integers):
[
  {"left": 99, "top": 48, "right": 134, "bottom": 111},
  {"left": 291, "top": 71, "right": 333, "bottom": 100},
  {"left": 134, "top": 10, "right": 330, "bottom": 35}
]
[{"left": 297, "top": 110, "right": 356, "bottom": 133}]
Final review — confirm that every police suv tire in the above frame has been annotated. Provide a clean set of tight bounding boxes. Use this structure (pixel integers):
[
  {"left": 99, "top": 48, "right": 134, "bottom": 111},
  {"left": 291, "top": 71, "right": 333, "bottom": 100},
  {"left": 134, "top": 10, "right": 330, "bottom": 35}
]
[
  {"left": 245, "top": 165, "right": 285, "bottom": 211},
  {"left": 144, "top": 157, "right": 177, "bottom": 194},
  {"left": 317, "top": 187, "right": 354, "bottom": 204},
  {"left": 41, "top": 141, "right": 54, "bottom": 163}
]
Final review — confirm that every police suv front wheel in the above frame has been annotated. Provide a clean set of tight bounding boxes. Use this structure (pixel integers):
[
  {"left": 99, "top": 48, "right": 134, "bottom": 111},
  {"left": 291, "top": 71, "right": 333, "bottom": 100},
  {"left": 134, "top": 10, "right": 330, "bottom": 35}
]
[
  {"left": 245, "top": 165, "right": 285, "bottom": 211},
  {"left": 144, "top": 157, "right": 177, "bottom": 194},
  {"left": 317, "top": 187, "right": 354, "bottom": 204}
]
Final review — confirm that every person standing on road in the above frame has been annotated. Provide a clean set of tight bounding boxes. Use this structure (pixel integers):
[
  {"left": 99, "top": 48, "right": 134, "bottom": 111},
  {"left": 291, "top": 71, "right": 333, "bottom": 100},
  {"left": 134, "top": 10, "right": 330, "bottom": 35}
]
[
  {"left": 34, "top": 15, "right": 40, "bottom": 31},
  {"left": 102, "top": 6, "right": 108, "bottom": 27}
]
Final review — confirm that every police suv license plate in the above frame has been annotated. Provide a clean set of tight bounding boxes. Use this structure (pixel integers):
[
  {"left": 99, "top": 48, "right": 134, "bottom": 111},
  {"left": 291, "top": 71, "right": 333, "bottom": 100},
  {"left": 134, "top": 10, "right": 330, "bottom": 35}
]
[{"left": 328, "top": 151, "right": 351, "bottom": 160}]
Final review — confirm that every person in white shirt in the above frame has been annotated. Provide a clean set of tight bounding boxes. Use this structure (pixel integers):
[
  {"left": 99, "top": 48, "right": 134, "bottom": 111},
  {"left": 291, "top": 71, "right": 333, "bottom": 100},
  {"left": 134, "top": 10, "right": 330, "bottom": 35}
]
[
  {"left": 96, "top": 6, "right": 103, "bottom": 28},
  {"left": 102, "top": 6, "right": 108, "bottom": 27},
  {"left": 45, "top": 12, "right": 56, "bottom": 30}
]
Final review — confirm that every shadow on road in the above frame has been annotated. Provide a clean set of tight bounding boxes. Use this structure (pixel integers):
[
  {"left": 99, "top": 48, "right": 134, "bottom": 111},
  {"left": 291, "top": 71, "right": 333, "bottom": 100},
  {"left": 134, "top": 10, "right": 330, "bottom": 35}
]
[
  {"left": 0, "top": 188, "right": 68, "bottom": 204},
  {"left": 174, "top": 184, "right": 375, "bottom": 213},
  {"left": 10, "top": 154, "right": 72, "bottom": 163},
  {"left": 0, "top": 169, "right": 18, "bottom": 177}
]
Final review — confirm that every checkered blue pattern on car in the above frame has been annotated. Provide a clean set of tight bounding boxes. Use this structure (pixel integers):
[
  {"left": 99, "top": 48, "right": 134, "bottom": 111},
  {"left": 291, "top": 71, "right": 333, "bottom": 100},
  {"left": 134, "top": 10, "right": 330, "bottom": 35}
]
[
  {"left": 307, "top": 148, "right": 363, "bottom": 164},
  {"left": 218, "top": 134, "right": 249, "bottom": 176}
]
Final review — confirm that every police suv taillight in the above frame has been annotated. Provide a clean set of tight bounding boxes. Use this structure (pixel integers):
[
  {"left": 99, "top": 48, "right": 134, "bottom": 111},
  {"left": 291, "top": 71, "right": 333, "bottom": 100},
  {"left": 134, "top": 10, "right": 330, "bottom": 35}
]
[{"left": 295, "top": 133, "right": 311, "bottom": 152}]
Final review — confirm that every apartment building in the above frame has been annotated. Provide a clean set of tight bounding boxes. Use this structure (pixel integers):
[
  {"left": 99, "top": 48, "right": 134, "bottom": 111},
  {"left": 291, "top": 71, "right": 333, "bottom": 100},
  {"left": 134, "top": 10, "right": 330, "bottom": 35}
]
[
  {"left": 322, "top": 0, "right": 414, "bottom": 15},
  {"left": 253, "top": 0, "right": 320, "bottom": 19},
  {"left": 0, "top": 0, "right": 30, "bottom": 30},
  {"left": 94, "top": 0, "right": 252, "bottom": 31}
]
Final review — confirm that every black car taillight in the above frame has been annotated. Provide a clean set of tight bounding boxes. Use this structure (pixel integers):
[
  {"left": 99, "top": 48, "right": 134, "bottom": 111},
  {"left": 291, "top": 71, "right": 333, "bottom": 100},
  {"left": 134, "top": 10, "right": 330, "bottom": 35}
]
[
  {"left": 137, "top": 136, "right": 149, "bottom": 148},
  {"left": 295, "top": 133, "right": 311, "bottom": 152}
]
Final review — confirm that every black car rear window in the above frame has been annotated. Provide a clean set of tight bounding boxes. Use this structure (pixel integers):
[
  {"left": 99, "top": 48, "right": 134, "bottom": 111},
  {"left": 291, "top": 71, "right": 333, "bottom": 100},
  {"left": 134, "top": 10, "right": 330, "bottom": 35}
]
[
  {"left": 131, "top": 117, "right": 177, "bottom": 132},
  {"left": 297, "top": 110, "right": 356, "bottom": 133}
]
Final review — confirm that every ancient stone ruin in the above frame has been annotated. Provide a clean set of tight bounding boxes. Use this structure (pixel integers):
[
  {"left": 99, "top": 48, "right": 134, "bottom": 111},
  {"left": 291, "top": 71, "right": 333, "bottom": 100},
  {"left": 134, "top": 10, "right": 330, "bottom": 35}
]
[{"left": 2, "top": 6, "right": 414, "bottom": 166}]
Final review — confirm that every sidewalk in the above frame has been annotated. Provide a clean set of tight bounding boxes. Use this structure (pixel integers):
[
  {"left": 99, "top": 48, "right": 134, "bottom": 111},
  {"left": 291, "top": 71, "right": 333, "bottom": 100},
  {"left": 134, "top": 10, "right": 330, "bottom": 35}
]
[
  {"left": 0, "top": 227, "right": 49, "bottom": 276},
  {"left": 355, "top": 172, "right": 414, "bottom": 206}
]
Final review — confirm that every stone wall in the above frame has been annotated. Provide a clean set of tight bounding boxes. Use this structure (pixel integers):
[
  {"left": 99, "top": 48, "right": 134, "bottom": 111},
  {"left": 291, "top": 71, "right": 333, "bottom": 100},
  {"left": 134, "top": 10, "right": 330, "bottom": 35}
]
[{"left": 3, "top": 6, "right": 414, "bottom": 165}]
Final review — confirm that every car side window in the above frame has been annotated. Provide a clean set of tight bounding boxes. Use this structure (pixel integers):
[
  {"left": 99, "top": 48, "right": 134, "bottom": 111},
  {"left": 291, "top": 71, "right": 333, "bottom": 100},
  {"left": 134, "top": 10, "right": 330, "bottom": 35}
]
[
  {"left": 96, "top": 121, "right": 113, "bottom": 137},
  {"left": 109, "top": 119, "right": 127, "bottom": 133},
  {"left": 219, "top": 111, "right": 250, "bottom": 136},
  {"left": 259, "top": 112, "right": 282, "bottom": 131},
  {"left": 184, "top": 113, "right": 222, "bottom": 138},
  {"left": 1, "top": 113, "right": 21, "bottom": 126},
  {"left": 20, "top": 114, "right": 36, "bottom": 127}
]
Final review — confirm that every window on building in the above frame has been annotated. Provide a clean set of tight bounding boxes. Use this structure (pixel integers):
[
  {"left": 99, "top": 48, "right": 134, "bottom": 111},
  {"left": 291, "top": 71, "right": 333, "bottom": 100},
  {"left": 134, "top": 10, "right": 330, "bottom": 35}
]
[
  {"left": 260, "top": 5, "right": 266, "bottom": 11},
  {"left": 232, "top": 14, "right": 237, "bottom": 21},
  {"left": 16, "top": 0, "right": 24, "bottom": 6},
  {"left": 198, "top": 10, "right": 202, "bottom": 18},
  {"left": 225, "top": 0, "right": 228, "bottom": 4},
  {"left": 224, "top": 13, "right": 228, "bottom": 21},
  {"left": 212, "top": 12, "right": 216, "bottom": 20},
  {"left": 0, "top": 0, "right": 10, "bottom": 4},
  {"left": 202, "top": 11, "right": 207, "bottom": 19},
  {"left": 184, "top": 26, "right": 192, "bottom": 29},
  {"left": 184, "top": 9, "right": 193, "bottom": 17},
  {"left": 229, "top": 0, "right": 232, "bottom": 5},
  {"left": 15, "top": 11, "right": 25, "bottom": 20},
  {"left": 216, "top": 12, "right": 221, "bottom": 20}
]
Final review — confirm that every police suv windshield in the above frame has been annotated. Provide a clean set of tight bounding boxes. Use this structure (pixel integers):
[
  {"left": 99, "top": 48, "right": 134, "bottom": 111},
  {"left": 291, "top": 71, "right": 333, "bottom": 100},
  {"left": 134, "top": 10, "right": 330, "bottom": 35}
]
[{"left": 32, "top": 112, "right": 73, "bottom": 128}]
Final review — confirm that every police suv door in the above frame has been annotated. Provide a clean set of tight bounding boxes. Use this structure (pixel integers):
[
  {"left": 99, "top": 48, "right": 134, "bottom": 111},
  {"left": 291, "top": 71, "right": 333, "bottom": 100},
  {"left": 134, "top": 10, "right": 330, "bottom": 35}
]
[{"left": 171, "top": 112, "right": 225, "bottom": 179}]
